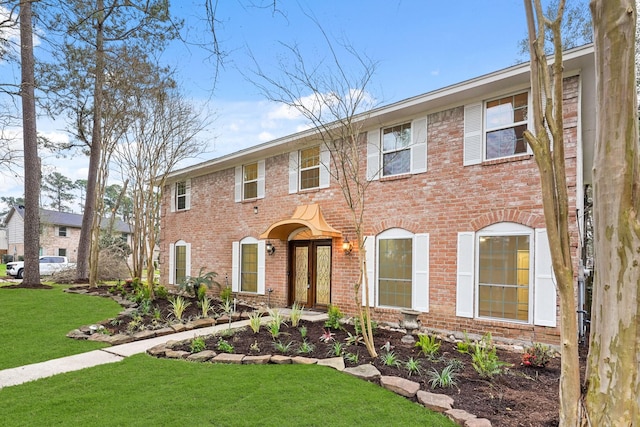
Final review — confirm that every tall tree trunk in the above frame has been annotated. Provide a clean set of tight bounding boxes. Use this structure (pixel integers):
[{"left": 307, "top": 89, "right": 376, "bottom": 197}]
[
  {"left": 585, "top": 0, "right": 640, "bottom": 424},
  {"left": 76, "top": 0, "right": 105, "bottom": 284},
  {"left": 19, "top": 0, "right": 41, "bottom": 286}
]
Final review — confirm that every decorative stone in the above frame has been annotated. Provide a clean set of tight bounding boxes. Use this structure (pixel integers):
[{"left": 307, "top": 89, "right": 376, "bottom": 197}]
[
  {"left": 217, "top": 315, "right": 230, "bottom": 324},
  {"left": 399, "top": 309, "right": 421, "bottom": 330},
  {"left": 171, "top": 323, "right": 187, "bottom": 333},
  {"left": 165, "top": 350, "right": 190, "bottom": 359},
  {"left": 132, "top": 330, "right": 156, "bottom": 340},
  {"left": 343, "top": 364, "right": 381, "bottom": 381},
  {"left": 240, "top": 311, "right": 251, "bottom": 319},
  {"left": 317, "top": 357, "right": 345, "bottom": 371},
  {"left": 269, "top": 355, "right": 292, "bottom": 364},
  {"left": 186, "top": 318, "right": 215, "bottom": 329},
  {"left": 380, "top": 376, "right": 420, "bottom": 398},
  {"left": 87, "top": 333, "right": 112, "bottom": 343},
  {"left": 445, "top": 409, "right": 477, "bottom": 425},
  {"left": 242, "top": 355, "right": 272, "bottom": 365},
  {"left": 401, "top": 334, "right": 415, "bottom": 344},
  {"left": 466, "top": 418, "right": 492, "bottom": 427},
  {"left": 212, "top": 353, "right": 245, "bottom": 364},
  {"left": 154, "top": 327, "right": 176, "bottom": 337},
  {"left": 66, "top": 329, "right": 88, "bottom": 340},
  {"left": 417, "top": 391, "right": 454, "bottom": 412},
  {"left": 147, "top": 344, "right": 168, "bottom": 357},
  {"left": 187, "top": 350, "right": 217, "bottom": 362},
  {"left": 291, "top": 356, "right": 318, "bottom": 365},
  {"left": 104, "top": 334, "right": 135, "bottom": 345}
]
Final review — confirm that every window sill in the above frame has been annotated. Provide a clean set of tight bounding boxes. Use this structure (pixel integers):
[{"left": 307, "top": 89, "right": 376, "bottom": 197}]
[
  {"left": 482, "top": 153, "right": 532, "bottom": 166},
  {"left": 380, "top": 173, "right": 412, "bottom": 182}
]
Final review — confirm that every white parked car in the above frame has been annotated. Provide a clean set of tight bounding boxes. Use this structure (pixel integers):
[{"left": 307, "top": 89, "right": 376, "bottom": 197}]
[{"left": 6, "top": 256, "right": 75, "bottom": 279}]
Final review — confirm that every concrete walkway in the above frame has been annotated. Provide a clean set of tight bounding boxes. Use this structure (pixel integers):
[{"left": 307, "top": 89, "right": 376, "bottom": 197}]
[{"left": 0, "top": 311, "right": 328, "bottom": 390}]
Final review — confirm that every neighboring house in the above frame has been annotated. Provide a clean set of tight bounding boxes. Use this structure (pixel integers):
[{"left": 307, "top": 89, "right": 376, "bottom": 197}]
[
  {"left": 160, "top": 45, "right": 595, "bottom": 345},
  {"left": 5, "top": 205, "right": 132, "bottom": 262}
]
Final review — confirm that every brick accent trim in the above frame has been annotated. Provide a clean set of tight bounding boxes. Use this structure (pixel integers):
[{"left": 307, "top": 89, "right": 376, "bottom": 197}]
[
  {"left": 371, "top": 218, "right": 422, "bottom": 235},
  {"left": 470, "top": 209, "right": 545, "bottom": 231}
]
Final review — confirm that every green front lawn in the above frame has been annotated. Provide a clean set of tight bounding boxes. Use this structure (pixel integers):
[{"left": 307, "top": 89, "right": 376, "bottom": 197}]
[
  {"left": 0, "top": 284, "right": 122, "bottom": 369},
  {"left": 0, "top": 354, "right": 456, "bottom": 426}
]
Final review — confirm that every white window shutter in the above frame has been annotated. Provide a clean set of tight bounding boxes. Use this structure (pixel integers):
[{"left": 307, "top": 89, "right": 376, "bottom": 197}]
[
  {"left": 257, "top": 160, "right": 266, "bottom": 199},
  {"left": 257, "top": 240, "right": 266, "bottom": 295},
  {"left": 168, "top": 243, "right": 175, "bottom": 284},
  {"left": 366, "top": 129, "right": 381, "bottom": 181},
  {"left": 362, "top": 235, "right": 376, "bottom": 306},
  {"left": 411, "top": 117, "right": 427, "bottom": 174},
  {"left": 319, "top": 145, "right": 330, "bottom": 188},
  {"left": 413, "top": 233, "right": 429, "bottom": 312},
  {"left": 234, "top": 166, "right": 243, "bottom": 202},
  {"left": 231, "top": 241, "right": 240, "bottom": 292},
  {"left": 288, "top": 151, "right": 298, "bottom": 194},
  {"left": 170, "top": 183, "right": 176, "bottom": 213},
  {"left": 463, "top": 103, "right": 483, "bottom": 166},
  {"left": 534, "top": 228, "right": 557, "bottom": 327},
  {"left": 185, "top": 243, "right": 192, "bottom": 278},
  {"left": 184, "top": 179, "right": 192, "bottom": 210},
  {"left": 456, "top": 232, "right": 475, "bottom": 318}
]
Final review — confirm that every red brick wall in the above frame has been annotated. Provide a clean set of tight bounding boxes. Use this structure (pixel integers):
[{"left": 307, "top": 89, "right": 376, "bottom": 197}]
[{"left": 160, "top": 76, "right": 582, "bottom": 345}]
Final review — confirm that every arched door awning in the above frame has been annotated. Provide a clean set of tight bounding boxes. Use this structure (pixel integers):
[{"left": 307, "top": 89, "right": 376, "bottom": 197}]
[{"left": 259, "top": 204, "right": 342, "bottom": 240}]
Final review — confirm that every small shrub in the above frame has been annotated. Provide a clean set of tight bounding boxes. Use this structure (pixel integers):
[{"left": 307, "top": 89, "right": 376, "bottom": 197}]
[
  {"left": 379, "top": 351, "right": 401, "bottom": 368},
  {"left": 198, "top": 296, "right": 213, "bottom": 318},
  {"left": 267, "top": 309, "right": 287, "bottom": 339},
  {"left": 248, "top": 311, "right": 263, "bottom": 334},
  {"left": 327, "top": 342, "right": 344, "bottom": 357},
  {"left": 273, "top": 340, "right": 293, "bottom": 354},
  {"left": 344, "top": 352, "right": 359, "bottom": 364},
  {"left": 415, "top": 334, "right": 441, "bottom": 357},
  {"left": 190, "top": 336, "right": 206, "bottom": 353},
  {"left": 428, "top": 365, "right": 458, "bottom": 389},
  {"left": 522, "top": 342, "right": 554, "bottom": 368},
  {"left": 155, "top": 285, "right": 169, "bottom": 300},
  {"left": 324, "top": 304, "right": 343, "bottom": 329},
  {"left": 220, "top": 286, "right": 232, "bottom": 303},
  {"left": 289, "top": 302, "right": 304, "bottom": 327},
  {"left": 169, "top": 296, "right": 191, "bottom": 321},
  {"left": 404, "top": 357, "right": 422, "bottom": 377},
  {"left": 471, "top": 333, "right": 511, "bottom": 378},
  {"left": 456, "top": 331, "right": 473, "bottom": 354},
  {"left": 216, "top": 337, "right": 234, "bottom": 353},
  {"left": 298, "top": 325, "right": 307, "bottom": 339},
  {"left": 197, "top": 284, "right": 208, "bottom": 302},
  {"left": 353, "top": 313, "right": 377, "bottom": 335},
  {"left": 179, "top": 268, "right": 220, "bottom": 300},
  {"left": 297, "top": 340, "right": 315, "bottom": 354}
]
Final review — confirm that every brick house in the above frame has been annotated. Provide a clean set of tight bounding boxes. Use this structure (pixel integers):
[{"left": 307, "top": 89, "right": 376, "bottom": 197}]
[
  {"left": 5, "top": 205, "right": 131, "bottom": 262},
  {"left": 160, "top": 45, "right": 594, "bottom": 344}
]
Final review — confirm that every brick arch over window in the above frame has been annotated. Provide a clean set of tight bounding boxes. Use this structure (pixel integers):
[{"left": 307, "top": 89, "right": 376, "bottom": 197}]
[
  {"left": 470, "top": 209, "right": 545, "bottom": 231},
  {"left": 371, "top": 218, "right": 421, "bottom": 235}
]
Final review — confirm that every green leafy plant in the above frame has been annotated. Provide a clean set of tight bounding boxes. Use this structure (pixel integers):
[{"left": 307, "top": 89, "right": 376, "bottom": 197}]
[
  {"left": 137, "top": 299, "right": 153, "bottom": 316},
  {"left": 456, "top": 331, "right": 473, "bottom": 354},
  {"left": 190, "top": 336, "right": 206, "bottom": 353},
  {"left": 197, "top": 284, "right": 208, "bottom": 302},
  {"left": 471, "top": 333, "right": 511, "bottom": 378},
  {"left": 344, "top": 332, "right": 364, "bottom": 346},
  {"left": 248, "top": 311, "right": 263, "bottom": 334},
  {"left": 298, "top": 325, "right": 307, "bottom": 339},
  {"left": 379, "top": 351, "right": 401, "bottom": 368},
  {"left": 353, "top": 314, "right": 377, "bottom": 335},
  {"left": 154, "top": 285, "right": 169, "bottom": 300},
  {"left": 428, "top": 365, "right": 458, "bottom": 389},
  {"left": 219, "top": 286, "right": 232, "bottom": 303},
  {"left": 404, "top": 357, "right": 422, "bottom": 377},
  {"left": 249, "top": 340, "right": 260, "bottom": 353},
  {"left": 267, "top": 309, "right": 287, "bottom": 339},
  {"left": 152, "top": 307, "right": 162, "bottom": 320},
  {"left": 169, "top": 296, "right": 191, "bottom": 321},
  {"left": 324, "top": 304, "right": 343, "bottom": 329},
  {"left": 297, "top": 340, "right": 315, "bottom": 354},
  {"left": 344, "top": 352, "right": 359, "bottom": 364},
  {"left": 179, "top": 268, "right": 220, "bottom": 300},
  {"left": 415, "top": 334, "right": 441, "bottom": 357},
  {"left": 219, "top": 298, "right": 233, "bottom": 315},
  {"left": 273, "top": 340, "right": 293, "bottom": 354},
  {"left": 289, "top": 302, "right": 304, "bottom": 327},
  {"left": 216, "top": 337, "right": 234, "bottom": 353},
  {"left": 198, "top": 296, "right": 213, "bottom": 318},
  {"left": 327, "top": 342, "right": 344, "bottom": 357},
  {"left": 446, "top": 358, "right": 465, "bottom": 371},
  {"left": 522, "top": 342, "right": 554, "bottom": 368}
]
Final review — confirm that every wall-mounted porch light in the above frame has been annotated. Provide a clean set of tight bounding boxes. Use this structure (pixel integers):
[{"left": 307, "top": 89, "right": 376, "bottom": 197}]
[
  {"left": 342, "top": 237, "right": 353, "bottom": 255},
  {"left": 253, "top": 206, "right": 258, "bottom": 214},
  {"left": 266, "top": 241, "right": 276, "bottom": 255}
]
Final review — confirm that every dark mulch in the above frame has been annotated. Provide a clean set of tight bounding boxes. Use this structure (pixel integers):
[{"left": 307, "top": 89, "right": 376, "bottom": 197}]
[{"left": 1, "top": 283, "right": 53, "bottom": 289}]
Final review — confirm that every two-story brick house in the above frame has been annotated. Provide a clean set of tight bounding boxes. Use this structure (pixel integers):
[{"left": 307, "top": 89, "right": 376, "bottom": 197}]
[{"left": 160, "top": 45, "right": 594, "bottom": 344}]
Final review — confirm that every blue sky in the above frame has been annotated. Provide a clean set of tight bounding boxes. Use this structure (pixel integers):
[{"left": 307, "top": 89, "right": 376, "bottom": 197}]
[{"left": 0, "top": 0, "right": 590, "bottom": 202}]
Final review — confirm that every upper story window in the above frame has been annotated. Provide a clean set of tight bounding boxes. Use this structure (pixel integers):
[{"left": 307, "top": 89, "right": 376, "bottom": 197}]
[
  {"left": 288, "top": 146, "right": 330, "bottom": 193},
  {"left": 171, "top": 179, "right": 191, "bottom": 212},
  {"left": 58, "top": 226, "right": 67, "bottom": 237},
  {"left": 300, "top": 146, "right": 320, "bottom": 190},
  {"left": 382, "top": 123, "right": 412, "bottom": 176},
  {"left": 366, "top": 118, "right": 427, "bottom": 180},
  {"left": 463, "top": 91, "right": 530, "bottom": 165},
  {"left": 484, "top": 92, "right": 528, "bottom": 160},
  {"left": 243, "top": 163, "right": 258, "bottom": 199},
  {"left": 234, "top": 161, "right": 265, "bottom": 202}
]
